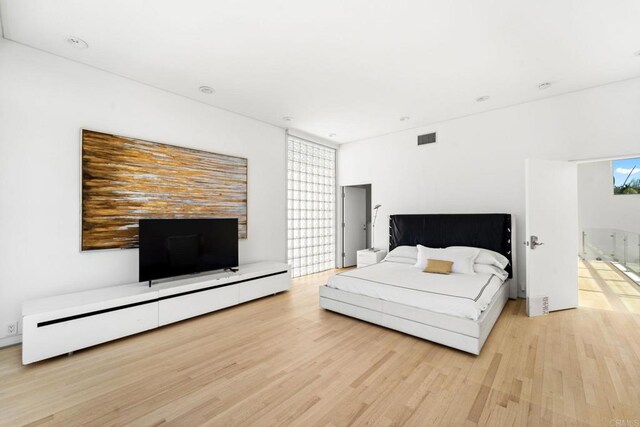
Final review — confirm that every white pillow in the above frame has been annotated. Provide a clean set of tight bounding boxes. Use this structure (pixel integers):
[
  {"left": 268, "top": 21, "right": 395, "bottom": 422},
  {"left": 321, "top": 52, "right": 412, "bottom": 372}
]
[
  {"left": 473, "top": 263, "right": 508, "bottom": 280},
  {"left": 448, "top": 246, "right": 509, "bottom": 269},
  {"left": 384, "top": 246, "right": 418, "bottom": 264},
  {"left": 414, "top": 245, "right": 479, "bottom": 275}
]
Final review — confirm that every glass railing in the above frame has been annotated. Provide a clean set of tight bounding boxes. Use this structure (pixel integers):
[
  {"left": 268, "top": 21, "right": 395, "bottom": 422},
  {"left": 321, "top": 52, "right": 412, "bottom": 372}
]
[{"left": 581, "top": 228, "right": 640, "bottom": 278}]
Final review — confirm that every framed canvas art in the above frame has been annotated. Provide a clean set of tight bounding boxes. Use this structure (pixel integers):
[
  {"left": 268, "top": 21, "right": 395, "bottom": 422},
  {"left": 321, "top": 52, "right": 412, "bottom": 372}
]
[{"left": 82, "top": 129, "right": 247, "bottom": 250}]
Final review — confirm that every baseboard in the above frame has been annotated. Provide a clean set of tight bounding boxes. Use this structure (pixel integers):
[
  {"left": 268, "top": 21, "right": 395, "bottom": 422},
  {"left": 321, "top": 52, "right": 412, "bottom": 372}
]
[{"left": 0, "top": 334, "right": 22, "bottom": 348}]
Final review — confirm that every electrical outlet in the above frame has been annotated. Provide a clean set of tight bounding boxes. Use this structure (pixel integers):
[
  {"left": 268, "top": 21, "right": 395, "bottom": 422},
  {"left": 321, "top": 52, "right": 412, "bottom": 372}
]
[{"left": 5, "top": 321, "right": 18, "bottom": 336}]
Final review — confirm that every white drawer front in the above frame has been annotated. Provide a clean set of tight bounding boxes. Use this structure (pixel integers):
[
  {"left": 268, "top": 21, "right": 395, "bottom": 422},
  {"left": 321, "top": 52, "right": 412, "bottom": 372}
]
[
  {"left": 356, "top": 250, "right": 386, "bottom": 268},
  {"left": 238, "top": 272, "right": 291, "bottom": 303},
  {"left": 158, "top": 284, "right": 239, "bottom": 326},
  {"left": 357, "top": 253, "right": 373, "bottom": 263},
  {"left": 22, "top": 302, "right": 158, "bottom": 364}
]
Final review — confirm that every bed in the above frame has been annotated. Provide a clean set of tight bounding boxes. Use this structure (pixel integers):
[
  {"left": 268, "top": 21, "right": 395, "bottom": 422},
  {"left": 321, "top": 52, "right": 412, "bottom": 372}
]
[{"left": 319, "top": 213, "right": 516, "bottom": 355}]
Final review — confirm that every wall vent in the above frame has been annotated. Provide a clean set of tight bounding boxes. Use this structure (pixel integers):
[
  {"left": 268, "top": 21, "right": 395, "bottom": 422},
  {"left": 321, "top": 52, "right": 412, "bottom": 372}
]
[
  {"left": 527, "top": 295, "right": 549, "bottom": 317},
  {"left": 417, "top": 132, "right": 437, "bottom": 146}
]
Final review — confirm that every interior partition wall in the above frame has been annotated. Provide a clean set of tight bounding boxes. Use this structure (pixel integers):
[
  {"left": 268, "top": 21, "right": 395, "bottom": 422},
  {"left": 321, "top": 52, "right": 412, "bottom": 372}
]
[{"left": 287, "top": 135, "right": 336, "bottom": 278}]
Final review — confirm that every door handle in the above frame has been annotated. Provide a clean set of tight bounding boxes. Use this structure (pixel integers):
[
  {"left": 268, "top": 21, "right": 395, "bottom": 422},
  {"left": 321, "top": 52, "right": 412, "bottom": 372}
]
[{"left": 527, "top": 235, "right": 544, "bottom": 250}]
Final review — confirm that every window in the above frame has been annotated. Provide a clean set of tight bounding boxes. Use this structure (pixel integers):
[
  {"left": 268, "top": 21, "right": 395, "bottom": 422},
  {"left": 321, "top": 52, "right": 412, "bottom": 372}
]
[
  {"left": 613, "top": 157, "right": 640, "bottom": 195},
  {"left": 287, "top": 135, "right": 336, "bottom": 278}
]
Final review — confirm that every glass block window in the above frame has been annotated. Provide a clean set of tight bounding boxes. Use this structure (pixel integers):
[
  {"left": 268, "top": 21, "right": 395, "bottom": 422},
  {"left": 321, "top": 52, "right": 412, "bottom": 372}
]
[{"left": 287, "top": 136, "right": 336, "bottom": 278}]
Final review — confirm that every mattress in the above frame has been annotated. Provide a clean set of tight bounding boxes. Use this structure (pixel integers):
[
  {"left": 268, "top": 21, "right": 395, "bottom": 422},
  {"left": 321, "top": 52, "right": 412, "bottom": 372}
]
[{"left": 326, "top": 261, "right": 505, "bottom": 321}]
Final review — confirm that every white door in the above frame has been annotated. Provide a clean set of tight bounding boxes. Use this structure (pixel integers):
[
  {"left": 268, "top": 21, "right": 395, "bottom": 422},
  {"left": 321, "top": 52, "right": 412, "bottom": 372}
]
[
  {"left": 343, "top": 187, "right": 367, "bottom": 267},
  {"left": 525, "top": 159, "right": 578, "bottom": 313}
]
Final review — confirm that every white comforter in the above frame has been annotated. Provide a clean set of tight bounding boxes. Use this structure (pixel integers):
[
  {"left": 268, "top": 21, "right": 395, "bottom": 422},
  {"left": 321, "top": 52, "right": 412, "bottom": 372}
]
[{"left": 326, "top": 261, "right": 505, "bottom": 320}]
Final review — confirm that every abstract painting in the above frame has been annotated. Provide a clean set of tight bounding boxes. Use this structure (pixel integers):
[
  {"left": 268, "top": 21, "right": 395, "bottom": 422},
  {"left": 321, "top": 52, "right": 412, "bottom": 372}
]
[{"left": 82, "top": 129, "right": 247, "bottom": 250}]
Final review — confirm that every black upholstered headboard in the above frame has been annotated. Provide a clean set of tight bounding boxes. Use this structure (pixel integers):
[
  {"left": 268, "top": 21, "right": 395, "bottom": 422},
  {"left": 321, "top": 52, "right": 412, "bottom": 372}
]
[{"left": 389, "top": 214, "right": 513, "bottom": 278}]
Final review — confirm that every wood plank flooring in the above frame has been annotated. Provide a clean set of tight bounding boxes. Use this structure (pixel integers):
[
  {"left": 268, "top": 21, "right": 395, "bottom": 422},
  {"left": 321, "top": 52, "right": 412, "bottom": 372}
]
[
  {"left": 1, "top": 263, "right": 639, "bottom": 426},
  {"left": 579, "top": 260, "right": 640, "bottom": 314}
]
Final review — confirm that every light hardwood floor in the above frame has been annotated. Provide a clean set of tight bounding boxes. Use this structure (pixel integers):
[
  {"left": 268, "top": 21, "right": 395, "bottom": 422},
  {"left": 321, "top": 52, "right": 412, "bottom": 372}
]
[{"left": 1, "top": 262, "right": 639, "bottom": 426}]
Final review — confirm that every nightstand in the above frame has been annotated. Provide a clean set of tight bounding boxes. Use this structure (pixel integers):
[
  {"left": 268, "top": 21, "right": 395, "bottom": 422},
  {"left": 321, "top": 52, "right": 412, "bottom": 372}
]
[{"left": 356, "top": 249, "right": 387, "bottom": 268}]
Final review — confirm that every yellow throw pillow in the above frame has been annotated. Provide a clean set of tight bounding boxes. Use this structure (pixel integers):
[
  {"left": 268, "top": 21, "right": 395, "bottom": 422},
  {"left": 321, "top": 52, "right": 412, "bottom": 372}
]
[{"left": 424, "top": 259, "right": 453, "bottom": 274}]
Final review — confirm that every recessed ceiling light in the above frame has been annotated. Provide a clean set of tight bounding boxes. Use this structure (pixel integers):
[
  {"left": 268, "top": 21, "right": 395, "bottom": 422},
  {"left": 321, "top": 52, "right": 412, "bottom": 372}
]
[
  {"left": 199, "top": 86, "right": 215, "bottom": 94},
  {"left": 476, "top": 96, "right": 490, "bottom": 102},
  {"left": 329, "top": 133, "right": 337, "bottom": 138},
  {"left": 66, "top": 36, "right": 88, "bottom": 49},
  {"left": 282, "top": 116, "right": 292, "bottom": 122},
  {"left": 538, "top": 82, "right": 552, "bottom": 90},
  {"left": 400, "top": 116, "right": 410, "bottom": 121}
]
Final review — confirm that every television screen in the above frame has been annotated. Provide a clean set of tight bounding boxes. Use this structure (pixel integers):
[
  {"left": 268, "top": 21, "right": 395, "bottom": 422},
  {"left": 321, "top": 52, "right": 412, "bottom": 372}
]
[
  {"left": 139, "top": 218, "right": 239, "bottom": 283},
  {"left": 613, "top": 157, "right": 640, "bottom": 195}
]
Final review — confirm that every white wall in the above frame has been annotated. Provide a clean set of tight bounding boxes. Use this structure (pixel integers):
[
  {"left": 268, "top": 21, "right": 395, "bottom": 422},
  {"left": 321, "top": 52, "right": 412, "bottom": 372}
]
[
  {"left": 0, "top": 40, "right": 286, "bottom": 346},
  {"left": 338, "top": 77, "right": 640, "bottom": 292},
  {"left": 578, "top": 160, "right": 640, "bottom": 234}
]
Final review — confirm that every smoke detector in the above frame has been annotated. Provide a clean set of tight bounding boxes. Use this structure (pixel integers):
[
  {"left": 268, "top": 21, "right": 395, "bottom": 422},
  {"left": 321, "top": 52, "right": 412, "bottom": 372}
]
[{"left": 475, "top": 95, "right": 490, "bottom": 102}]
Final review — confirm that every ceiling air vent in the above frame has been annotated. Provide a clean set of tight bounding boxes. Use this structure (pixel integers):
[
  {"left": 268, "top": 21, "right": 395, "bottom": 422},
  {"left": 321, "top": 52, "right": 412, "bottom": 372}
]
[{"left": 417, "top": 132, "right": 437, "bottom": 146}]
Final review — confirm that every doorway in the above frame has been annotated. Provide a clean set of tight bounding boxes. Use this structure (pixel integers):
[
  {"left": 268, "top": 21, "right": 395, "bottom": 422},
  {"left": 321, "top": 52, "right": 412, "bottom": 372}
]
[
  {"left": 342, "top": 184, "right": 371, "bottom": 267},
  {"left": 577, "top": 156, "right": 640, "bottom": 313},
  {"left": 525, "top": 155, "right": 640, "bottom": 316}
]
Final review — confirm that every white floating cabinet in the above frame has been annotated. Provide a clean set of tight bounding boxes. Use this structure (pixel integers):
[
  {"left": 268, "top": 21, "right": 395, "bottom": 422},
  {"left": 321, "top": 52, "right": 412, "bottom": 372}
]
[{"left": 22, "top": 262, "right": 290, "bottom": 364}]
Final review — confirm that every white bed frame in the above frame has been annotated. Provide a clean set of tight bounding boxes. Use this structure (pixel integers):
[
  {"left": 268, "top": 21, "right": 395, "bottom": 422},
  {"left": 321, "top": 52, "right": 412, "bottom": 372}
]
[
  {"left": 319, "top": 213, "right": 517, "bottom": 355},
  {"left": 319, "top": 280, "right": 509, "bottom": 355}
]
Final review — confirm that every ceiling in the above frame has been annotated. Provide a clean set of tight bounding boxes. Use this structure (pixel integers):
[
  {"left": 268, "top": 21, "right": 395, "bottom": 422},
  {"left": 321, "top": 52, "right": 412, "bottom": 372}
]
[{"left": 2, "top": 0, "right": 640, "bottom": 143}]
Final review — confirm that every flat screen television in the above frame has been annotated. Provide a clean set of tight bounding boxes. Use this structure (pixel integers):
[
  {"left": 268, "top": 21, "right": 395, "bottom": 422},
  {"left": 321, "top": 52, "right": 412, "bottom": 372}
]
[{"left": 139, "top": 218, "right": 239, "bottom": 283}]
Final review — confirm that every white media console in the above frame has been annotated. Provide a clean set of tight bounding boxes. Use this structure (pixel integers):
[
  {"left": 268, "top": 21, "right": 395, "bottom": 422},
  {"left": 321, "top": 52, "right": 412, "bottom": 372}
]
[{"left": 22, "top": 262, "right": 290, "bottom": 364}]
